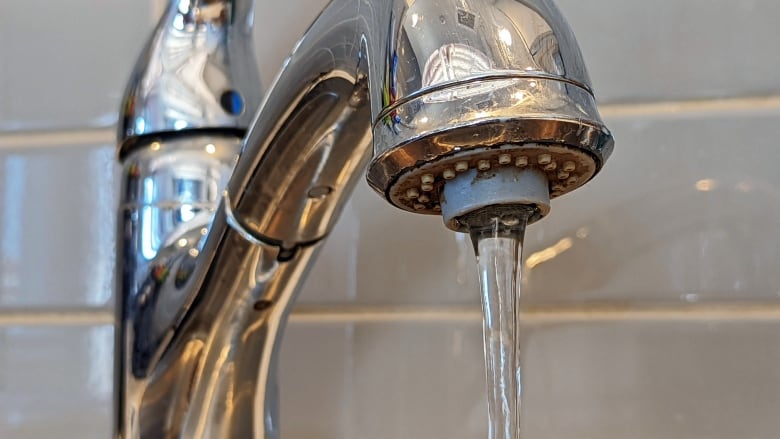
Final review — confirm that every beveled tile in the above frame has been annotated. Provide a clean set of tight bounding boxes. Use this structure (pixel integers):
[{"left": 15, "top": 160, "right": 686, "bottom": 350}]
[
  {"left": 350, "top": 182, "right": 480, "bottom": 305},
  {"left": 523, "top": 107, "right": 780, "bottom": 304},
  {"left": 0, "top": 144, "right": 116, "bottom": 308},
  {"left": 0, "top": 1, "right": 155, "bottom": 131},
  {"left": 280, "top": 317, "right": 780, "bottom": 439},
  {"left": 348, "top": 321, "right": 486, "bottom": 439},
  {"left": 279, "top": 323, "right": 355, "bottom": 438},
  {"left": 279, "top": 320, "right": 486, "bottom": 439},
  {"left": 521, "top": 319, "right": 780, "bottom": 438},
  {"left": 0, "top": 325, "right": 113, "bottom": 438},
  {"left": 556, "top": 0, "right": 780, "bottom": 103}
]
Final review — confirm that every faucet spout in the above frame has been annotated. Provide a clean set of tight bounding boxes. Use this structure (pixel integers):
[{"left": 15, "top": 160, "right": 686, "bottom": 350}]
[
  {"left": 116, "top": 1, "right": 614, "bottom": 438},
  {"left": 228, "top": 0, "right": 612, "bottom": 245}
]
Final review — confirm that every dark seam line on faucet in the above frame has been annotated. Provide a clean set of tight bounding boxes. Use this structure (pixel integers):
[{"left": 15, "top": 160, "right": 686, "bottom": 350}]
[
  {"left": 118, "top": 202, "right": 217, "bottom": 210},
  {"left": 223, "top": 192, "right": 326, "bottom": 262},
  {"left": 117, "top": 127, "right": 248, "bottom": 161}
]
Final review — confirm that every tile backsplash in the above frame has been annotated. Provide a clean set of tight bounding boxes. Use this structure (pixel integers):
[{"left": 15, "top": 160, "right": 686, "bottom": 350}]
[
  {"left": 523, "top": 107, "right": 780, "bottom": 304},
  {"left": 556, "top": 0, "right": 780, "bottom": 103},
  {"left": 0, "top": 1, "right": 156, "bottom": 131},
  {"left": 3, "top": 0, "right": 780, "bottom": 438},
  {"left": 0, "top": 144, "right": 115, "bottom": 308},
  {"left": 0, "top": 326, "right": 113, "bottom": 439},
  {"left": 4, "top": 320, "right": 780, "bottom": 438}
]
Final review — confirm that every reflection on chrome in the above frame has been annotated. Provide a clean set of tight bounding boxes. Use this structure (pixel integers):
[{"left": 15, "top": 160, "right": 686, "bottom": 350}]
[{"left": 115, "top": 0, "right": 613, "bottom": 438}]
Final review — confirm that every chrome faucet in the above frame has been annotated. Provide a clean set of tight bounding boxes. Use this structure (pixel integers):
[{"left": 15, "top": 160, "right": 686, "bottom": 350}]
[{"left": 115, "top": 0, "right": 613, "bottom": 438}]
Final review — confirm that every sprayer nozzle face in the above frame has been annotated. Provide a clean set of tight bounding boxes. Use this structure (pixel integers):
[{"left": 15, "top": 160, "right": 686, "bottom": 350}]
[
  {"left": 439, "top": 165, "right": 551, "bottom": 233},
  {"left": 366, "top": 76, "right": 613, "bottom": 221},
  {"left": 372, "top": 141, "right": 597, "bottom": 225}
]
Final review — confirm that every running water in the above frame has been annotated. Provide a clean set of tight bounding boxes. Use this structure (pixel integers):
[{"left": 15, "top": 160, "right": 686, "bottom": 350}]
[{"left": 462, "top": 205, "right": 536, "bottom": 439}]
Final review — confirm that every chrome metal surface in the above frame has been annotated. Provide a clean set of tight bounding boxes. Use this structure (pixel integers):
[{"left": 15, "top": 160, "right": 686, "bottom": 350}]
[
  {"left": 118, "top": 0, "right": 262, "bottom": 159},
  {"left": 227, "top": 0, "right": 612, "bottom": 245},
  {"left": 118, "top": 134, "right": 320, "bottom": 438},
  {"left": 366, "top": 0, "right": 614, "bottom": 217},
  {"left": 116, "top": 0, "right": 612, "bottom": 438},
  {"left": 116, "top": 135, "right": 244, "bottom": 438},
  {"left": 116, "top": 1, "right": 270, "bottom": 438}
]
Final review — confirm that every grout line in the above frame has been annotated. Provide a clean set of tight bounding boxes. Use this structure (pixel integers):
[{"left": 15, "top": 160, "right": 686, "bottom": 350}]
[
  {"left": 0, "top": 128, "right": 116, "bottom": 150},
  {"left": 5, "top": 303, "right": 780, "bottom": 327},
  {"left": 0, "top": 309, "right": 114, "bottom": 327},
  {"left": 289, "top": 306, "right": 481, "bottom": 324},
  {"left": 522, "top": 304, "right": 780, "bottom": 324},
  {"left": 290, "top": 303, "right": 780, "bottom": 324},
  {"left": 600, "top": 95, "right": 780, "bottom": 119},
  {"left": 3, "top": 95, "right": 780, "bottom": 150}
]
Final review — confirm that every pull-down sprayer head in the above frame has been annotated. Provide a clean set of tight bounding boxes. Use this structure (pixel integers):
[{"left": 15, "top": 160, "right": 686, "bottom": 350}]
[{"left": 365, "top": 0, "right": 613, "bottom": 231}]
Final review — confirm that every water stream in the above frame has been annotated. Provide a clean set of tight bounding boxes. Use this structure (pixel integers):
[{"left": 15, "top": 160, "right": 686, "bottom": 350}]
[{"left": 461, "top": 205, "right": 536, "bottom": 439}]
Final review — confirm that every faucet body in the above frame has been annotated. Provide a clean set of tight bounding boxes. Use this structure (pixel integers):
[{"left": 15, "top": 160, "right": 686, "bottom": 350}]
[{"left": 116, "top": 0, "right": 613, "bottom": 438}]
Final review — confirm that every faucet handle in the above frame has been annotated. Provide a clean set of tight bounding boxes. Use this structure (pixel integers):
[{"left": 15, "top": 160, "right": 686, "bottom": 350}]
[{"left": 117, "top": 0, "right": 262, "bottom": 160}]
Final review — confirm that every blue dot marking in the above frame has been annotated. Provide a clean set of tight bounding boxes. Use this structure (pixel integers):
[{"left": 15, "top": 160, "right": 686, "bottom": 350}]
[{"left": 220, "top": 90, "right": 244, "bottom": 115}]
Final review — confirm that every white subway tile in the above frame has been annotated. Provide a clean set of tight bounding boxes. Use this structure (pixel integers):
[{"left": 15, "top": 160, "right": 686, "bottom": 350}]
[
  {"left": 347, "top": 182, "right": 480, "bottom": 305},
  {"left": 523, "top": 107, "right": 780, "bottom": 304},
  {"left": 346, "top": 321, "right": 487, "bottom": 439},
  {"left": 0, "top": 325, "right": 113, "bottom": 438},
  {"left": 279, "top": 323, "right": 356, "bottom": 438},
  {"left": 521, "top": 319, "right": 780, "bottom": 438},
  {"left": 279, "top": 318, "right": 780, "bottom": 439},
  {"left": 252, "top": 0, "right": 331, "bottom": 84},
  {"left": 280, "top": 320, "right": 486, "bottom": 439},
  {"left": 557, "top": 0, "right": 780, "bottom": 103},
  {"left": 0, "top": 1, "right": 155, "bottom": 131},
  {"left": 0, "top": 144, "right": 116, "bottom": 308}
]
